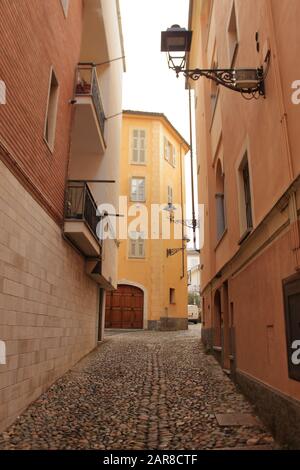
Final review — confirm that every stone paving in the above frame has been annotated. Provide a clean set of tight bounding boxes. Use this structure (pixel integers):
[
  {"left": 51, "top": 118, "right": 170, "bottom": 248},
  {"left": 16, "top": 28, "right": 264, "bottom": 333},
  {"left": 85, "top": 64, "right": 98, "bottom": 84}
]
[{"left": 0, "top": 325, "right": 278, "bottom": 450}]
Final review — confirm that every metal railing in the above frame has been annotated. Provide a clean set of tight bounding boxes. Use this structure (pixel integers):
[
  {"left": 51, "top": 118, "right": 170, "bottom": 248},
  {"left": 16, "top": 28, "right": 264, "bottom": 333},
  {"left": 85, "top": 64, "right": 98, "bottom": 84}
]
[
  {"left": 75, "top": 64, "right": 106, "bottom": 136},
  {"left": 65, "top": 180, "right": 100, "bottom": 242}
]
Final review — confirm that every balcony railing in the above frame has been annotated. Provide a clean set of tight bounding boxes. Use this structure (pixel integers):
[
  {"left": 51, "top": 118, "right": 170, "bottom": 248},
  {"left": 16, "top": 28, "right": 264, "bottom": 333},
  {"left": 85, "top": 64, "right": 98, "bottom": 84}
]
[
  {"left": 75, "top": 64, "right": 105, "bottom": 136},
  {"left": 65, "top": 180, "right": 100, "bottom": 242}
]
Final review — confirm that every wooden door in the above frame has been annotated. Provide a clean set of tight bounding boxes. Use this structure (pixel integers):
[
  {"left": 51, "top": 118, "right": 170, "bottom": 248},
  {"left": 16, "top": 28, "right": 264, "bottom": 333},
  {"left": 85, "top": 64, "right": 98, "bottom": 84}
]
[{"left": 105, "top": 285, "right": 143, "bottom": 329}]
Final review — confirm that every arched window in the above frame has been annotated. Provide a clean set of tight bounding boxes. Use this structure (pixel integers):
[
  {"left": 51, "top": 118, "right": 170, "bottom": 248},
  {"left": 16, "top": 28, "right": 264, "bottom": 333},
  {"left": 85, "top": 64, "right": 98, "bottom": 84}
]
[{"left": 215, "top": 159, "right": 226, "bottom": 241}]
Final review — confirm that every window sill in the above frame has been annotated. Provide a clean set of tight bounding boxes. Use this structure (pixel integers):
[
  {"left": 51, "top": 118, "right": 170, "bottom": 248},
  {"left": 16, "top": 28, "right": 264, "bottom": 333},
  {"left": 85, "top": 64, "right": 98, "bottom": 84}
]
[
  {"left": 238, "top": 227, "right": 252, "bottom": 246},
  {"left": 214, "top": 228, "right": 227, "bottom": 251},
  {"left": 130, "top": 162, "right": 147, "bottom": 166}
]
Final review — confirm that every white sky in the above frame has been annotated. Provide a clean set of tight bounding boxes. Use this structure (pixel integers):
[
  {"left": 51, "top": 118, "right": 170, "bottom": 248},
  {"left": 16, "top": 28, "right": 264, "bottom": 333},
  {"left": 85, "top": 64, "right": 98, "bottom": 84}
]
[{"left": 119, "top": 0, "right": 199, "bottom": 247}]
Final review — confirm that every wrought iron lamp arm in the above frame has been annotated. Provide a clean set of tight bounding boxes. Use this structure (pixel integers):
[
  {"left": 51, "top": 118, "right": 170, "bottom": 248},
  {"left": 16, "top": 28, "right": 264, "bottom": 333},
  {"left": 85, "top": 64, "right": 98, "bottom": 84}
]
[
  {"left": 167, "top": 247, "right": 185, "bottom": 257},
  {"left": 171, "top": 64, "right": 265, "bottom": 96}
]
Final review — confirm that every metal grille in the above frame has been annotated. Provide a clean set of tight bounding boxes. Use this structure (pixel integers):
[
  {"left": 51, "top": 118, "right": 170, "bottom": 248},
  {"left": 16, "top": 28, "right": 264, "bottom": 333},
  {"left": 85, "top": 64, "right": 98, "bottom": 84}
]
[{"left": 65, "top": 181, "right": 100, "bottom": 241}]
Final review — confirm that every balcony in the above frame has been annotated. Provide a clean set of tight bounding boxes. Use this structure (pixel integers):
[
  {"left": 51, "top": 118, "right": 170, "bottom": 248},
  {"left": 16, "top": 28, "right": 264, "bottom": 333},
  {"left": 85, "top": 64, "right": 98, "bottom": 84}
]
[
  {"left": 64, "top": 181, "right": 101, "bottom": 257},
  {"left": 70, "top": 65, "right": 106, "bottom": 156}
]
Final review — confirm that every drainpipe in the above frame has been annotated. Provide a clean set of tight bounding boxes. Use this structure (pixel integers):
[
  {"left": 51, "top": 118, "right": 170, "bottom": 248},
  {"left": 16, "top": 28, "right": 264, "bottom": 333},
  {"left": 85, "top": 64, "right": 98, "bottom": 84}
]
[
  {"left": 188, "top": 83, "right": 197, "bottom": 250},
  {"left": 179, "top": 143, "right": 185, "bottom": 279}
]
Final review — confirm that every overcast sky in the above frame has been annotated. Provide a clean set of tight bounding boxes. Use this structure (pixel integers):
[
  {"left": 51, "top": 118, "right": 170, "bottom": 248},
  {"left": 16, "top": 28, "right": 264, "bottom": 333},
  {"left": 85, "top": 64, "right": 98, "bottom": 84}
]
[
  {"left": 120, "top": 0, "right": 190, "bottom": 139},
  {"left": 119, "top": 0, "right": 198, "bottom": 246}
]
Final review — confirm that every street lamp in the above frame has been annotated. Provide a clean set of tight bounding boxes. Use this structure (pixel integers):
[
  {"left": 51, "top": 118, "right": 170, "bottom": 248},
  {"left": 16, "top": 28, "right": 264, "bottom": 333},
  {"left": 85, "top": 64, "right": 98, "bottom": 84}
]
[
  {"left": 167, "top": 235, "right": 190, "bottom": 257},
  {"left": 161, "top": 25, "right": 270, "bottom": 98}
]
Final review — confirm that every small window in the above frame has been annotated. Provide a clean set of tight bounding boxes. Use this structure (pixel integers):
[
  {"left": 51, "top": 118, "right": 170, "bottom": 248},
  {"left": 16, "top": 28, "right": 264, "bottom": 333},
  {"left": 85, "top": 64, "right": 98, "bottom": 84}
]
[
  {"left": 60, "top": 0, "right": 69, "bottom": 17},
  {"left": 169, "top": 288, "right": 176, "bottom": 304},
  {"left": 238, "top": 153, "right": 253, "bottom": 240},
  {"left": 167, "top": 185, "right": 173, "bottom": 204},
  {"left": 228, "top": 1, "right": 238, "bottom": 66},
  {"left": 210, "top": 57, "right": 219, "bottom": 119},
  {"left": 130, "top": 177, "right": 145, "bottom": 202},
  {"left": 171, "top": 147, "right": 176, "bottom": 167},
  {"left": 132, "top": 129, "right": 146, "bottom": 164},
  {"left": 242, "top": 160, "right": 253, "bottom": 230},
  {"left": 215, "top": 160, "right": 226, "bottom": 241},
  {"left": 164, "top": 137, "right": 176, "bottom": 166},
  {"left": 44, "top": 69, "right": 59, "bottom": 151},
  {"left": 283, "top": 276, "right": 300, "bottom": 382},
  {"left": 129, "top": 232, "right": 145, "bottom": 258}
]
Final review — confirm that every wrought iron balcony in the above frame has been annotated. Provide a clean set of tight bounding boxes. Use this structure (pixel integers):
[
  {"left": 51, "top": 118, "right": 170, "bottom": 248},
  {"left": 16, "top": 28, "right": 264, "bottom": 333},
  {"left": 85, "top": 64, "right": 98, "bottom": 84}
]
[
  {"left": 64, "top": 180, "right": 101, "bottom": 257},
  {"left": 75, "top": 64, "right": 106, "bottom": 136}
]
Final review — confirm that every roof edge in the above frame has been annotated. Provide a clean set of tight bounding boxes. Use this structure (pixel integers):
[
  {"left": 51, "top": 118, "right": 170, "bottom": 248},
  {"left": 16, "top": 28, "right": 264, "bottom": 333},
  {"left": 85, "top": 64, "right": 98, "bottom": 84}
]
[{"left": 123, "top": 110, "right": 190, "bottom": 151}]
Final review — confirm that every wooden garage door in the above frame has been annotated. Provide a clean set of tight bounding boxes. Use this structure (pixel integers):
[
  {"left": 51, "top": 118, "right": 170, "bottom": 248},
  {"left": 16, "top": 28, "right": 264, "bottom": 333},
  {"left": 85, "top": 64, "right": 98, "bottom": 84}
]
[{"left": 105, "top": 285, "right": 143, "bottom": 329}]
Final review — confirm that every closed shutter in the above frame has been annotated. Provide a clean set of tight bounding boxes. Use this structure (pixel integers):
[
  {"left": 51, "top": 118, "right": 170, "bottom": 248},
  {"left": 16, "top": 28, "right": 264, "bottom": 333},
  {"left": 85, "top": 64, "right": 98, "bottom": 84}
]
[
  {"left": 164, "top": 137, "right": 168, "bottom": 161},
  {"left": 172, "top": 147, "right": 176, "bottom": 167},
  {"left": 132, "top": 129, "right": 146, "bottom": 163}
]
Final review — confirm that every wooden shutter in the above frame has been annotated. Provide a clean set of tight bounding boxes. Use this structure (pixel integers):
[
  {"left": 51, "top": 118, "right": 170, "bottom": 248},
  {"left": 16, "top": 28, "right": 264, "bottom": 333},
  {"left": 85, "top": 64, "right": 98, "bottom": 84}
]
[
  {"left": 139, "top": 130, "right": 145, "bottom": 163},
  {"left": 164, "top": 137, "right": 168, "bottom": 160},
  {"left": 132, "top": 129, "right": 146, "bottom": 163}
]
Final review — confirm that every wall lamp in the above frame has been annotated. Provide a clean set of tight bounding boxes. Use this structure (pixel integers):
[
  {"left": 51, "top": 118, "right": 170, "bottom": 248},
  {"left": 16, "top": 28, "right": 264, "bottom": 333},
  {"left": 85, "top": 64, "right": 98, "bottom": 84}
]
[
  {"left": 163, "top": 203, "right": 199, "bottom": 228},
  {"left": 167, "top": 235, "right": 190, "bottom": 257},
  {"left": 161, "top": 25, "right": 270, "bottom": 99}
]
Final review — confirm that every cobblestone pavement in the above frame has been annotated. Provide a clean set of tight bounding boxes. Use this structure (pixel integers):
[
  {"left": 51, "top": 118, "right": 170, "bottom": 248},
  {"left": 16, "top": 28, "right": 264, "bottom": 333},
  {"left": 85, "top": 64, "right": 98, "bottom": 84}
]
[{"left": 0, "top": 325, "right": 277, "bottom": 450}]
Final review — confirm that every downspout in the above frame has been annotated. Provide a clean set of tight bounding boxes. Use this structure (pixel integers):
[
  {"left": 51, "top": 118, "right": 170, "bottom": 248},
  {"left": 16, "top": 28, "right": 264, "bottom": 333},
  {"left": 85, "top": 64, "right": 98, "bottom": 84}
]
[
  {"left": 188, "top": 83, "right": 197, "bottom": 249},
  {"left": 179, "top": 143, "right": 185, "bottom": 279}
]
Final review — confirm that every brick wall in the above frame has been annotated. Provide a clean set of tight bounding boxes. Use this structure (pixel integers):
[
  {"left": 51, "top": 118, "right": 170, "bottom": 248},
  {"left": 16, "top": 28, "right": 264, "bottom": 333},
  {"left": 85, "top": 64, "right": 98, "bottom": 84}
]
[
  {"left": 0, "top": 0, "right": 83, "bottom": 222},
  {"left": 0, "top": 159, "right": 99, "bottom": 432}
]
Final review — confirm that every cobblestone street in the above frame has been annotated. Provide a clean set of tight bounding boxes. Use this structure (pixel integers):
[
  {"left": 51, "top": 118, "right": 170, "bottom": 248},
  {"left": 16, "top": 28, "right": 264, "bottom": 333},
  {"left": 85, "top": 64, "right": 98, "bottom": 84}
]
[{"left": 0, "top": 326, "right": 277, "bottom": 450}]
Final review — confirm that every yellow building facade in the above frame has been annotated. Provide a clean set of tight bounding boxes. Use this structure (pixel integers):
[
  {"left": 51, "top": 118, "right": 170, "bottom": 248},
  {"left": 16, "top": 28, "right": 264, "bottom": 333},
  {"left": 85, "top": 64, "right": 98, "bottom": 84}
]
[{"left": 105, "top": 111, "right": 189, "bottom": 331}]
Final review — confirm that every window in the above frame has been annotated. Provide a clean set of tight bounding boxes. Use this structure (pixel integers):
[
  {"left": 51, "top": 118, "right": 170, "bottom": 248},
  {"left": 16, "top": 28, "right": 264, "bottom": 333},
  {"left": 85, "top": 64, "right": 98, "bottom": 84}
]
[
  {"left": 130, "top": 177, "right": 145, "bottom": 202},
  {"left": 129, "top": 232, "right": 145, "bottom": 258},
  {"left": 60, "top": 0, "right": 69, "bottom": 17},
  {"left": 283, "top": 276, "right": 300, "bottom": 381},
  {"left": 238, "top": 153, "right": 253, "bottom": 241},
  {"left": 44, "top": 69, "right": 59, "bottom": 151},
  {"left": 164, "top": 137, "right": 176, "bottom": 167},
  {"left": 228, "top": 1, "right": 238, "bottom": 67},
  {"left": 215, "top": 160, "right": 226, "bottom": 241},
  {"left": 210, "top": 56, "right": 219, "bottom": 120},
  {"left": 169, "top": 288, "right": 176, "bottom": 304},
  {"left": 132, "top": 129, "right": 146, "bottom": 163},
  {"left": 242, "top": 160, "right": 253, "bottom": 230},
  {"left": 167, "top": 185, "right": 173, "bottom": 204}
]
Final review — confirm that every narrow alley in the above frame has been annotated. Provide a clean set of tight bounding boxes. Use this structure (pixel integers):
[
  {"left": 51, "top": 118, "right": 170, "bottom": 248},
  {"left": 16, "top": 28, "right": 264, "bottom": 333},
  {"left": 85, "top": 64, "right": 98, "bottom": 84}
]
[{"left": 0, "top": 326, "right": 276, "bottom": 450}]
